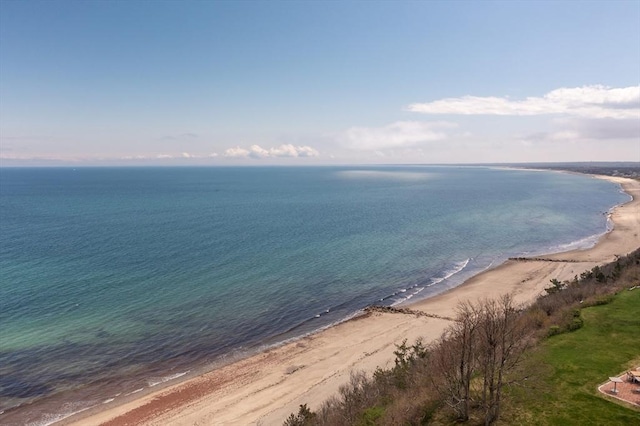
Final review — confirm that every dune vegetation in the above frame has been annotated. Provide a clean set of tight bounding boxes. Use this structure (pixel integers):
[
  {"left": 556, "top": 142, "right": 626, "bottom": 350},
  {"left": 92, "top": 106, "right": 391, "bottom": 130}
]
[{"left": 284, "top": 248, "right": 640, "bottom": 425}]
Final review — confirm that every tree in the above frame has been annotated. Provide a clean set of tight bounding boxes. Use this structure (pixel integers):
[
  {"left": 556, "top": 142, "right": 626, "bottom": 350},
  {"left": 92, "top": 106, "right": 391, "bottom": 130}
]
[
  {"left": 392, "top": 338, "right": 428, "bottom": 389},
  {"left": 431, "top": 301, "right": 482, "bottom": 421},
  {"left": 283, "top": 404, "right": 316, "bottom": 426},
  {"left": 545, "top": 278, "right": 564, "bottom": 294},
  {"left": 592, "top": 265, "right": 606, "bottom": 283},
  {"left": 475, "top": 295, "right": 531, "bottom": 425}
]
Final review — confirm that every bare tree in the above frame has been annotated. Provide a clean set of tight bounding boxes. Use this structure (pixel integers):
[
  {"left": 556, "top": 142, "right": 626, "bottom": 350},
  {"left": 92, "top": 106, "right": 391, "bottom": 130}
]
[
  {"left": 455, "top": 301, "right": 482, "bottom": 420},
  {"left": 430, "top": 300, "right": 483, "bottom": 421},
  {"left": 475, "top": 294, "right": 531, "bottom": 425}
]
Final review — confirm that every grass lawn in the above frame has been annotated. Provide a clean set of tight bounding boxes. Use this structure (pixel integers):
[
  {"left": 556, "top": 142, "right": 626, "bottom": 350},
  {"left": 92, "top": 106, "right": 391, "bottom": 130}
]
[{"left": 504, "top": 288, "right": 640, "bottom": 425}]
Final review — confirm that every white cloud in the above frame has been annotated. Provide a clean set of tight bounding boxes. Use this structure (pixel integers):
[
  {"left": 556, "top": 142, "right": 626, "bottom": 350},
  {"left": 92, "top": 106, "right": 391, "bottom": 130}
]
[
  {"left": 344, "top": 121, "right": 456, "bottom": 151},
  {"left": 270, "top": 144, "right": 320, "bottom": 157},
  {"left": 155, "top": 152, "right": 198, "bottom": 159},
  {"left": 223, "top": 144, "right": 319, "bottom": 159},
  {"left": 224, "top": 146, "right": 251, "bottom": 158},
  {"left": 291, "top": 145, "right": 320, "bottom": 157},
  {"left": 248, "top": 144, "right": 270, "bottom": 158},
  {"left": 269, "top": 144, "right": 299, "bottom": 157},
  {"left": 407, "top": 85, "right": 640, "bottom": 119}
]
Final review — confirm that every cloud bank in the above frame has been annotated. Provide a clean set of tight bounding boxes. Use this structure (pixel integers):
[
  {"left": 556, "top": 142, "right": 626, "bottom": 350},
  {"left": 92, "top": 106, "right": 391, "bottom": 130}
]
[
  {"left": 344, "top": 121, "right": 456, "bottom": 151},
  {"left": 407, "top": 85, "right": 640, "bottom": 119},
  {"left": 522, "top": 116, "right": 640, "bottom": 144},
  {"left": 223, "top": 144, "right": 319, "bottom": 159}
]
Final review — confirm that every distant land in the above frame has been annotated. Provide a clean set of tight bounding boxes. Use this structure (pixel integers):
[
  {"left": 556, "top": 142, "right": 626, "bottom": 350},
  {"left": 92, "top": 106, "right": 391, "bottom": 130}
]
[{"left": 503, "top": 161, "right": 640, "bottom": 178}]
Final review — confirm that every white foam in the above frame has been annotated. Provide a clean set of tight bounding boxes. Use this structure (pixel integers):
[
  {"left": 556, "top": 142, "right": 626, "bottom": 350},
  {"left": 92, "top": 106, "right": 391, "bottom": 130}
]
[
  {"left": 125, "top": 388, "right": 144, "bottom": 396},
  {"left": 429, "top": 258, "right": 470, "bottom": 286},
  {"left": 391, "top": 259, "right": 471, "bottom": 306},
  {"left": 28, "top": 405, "right": 92, "bottom": 426},
  {"left": 553, "top": 233, "right": 602, "bottom": 252},
  {"left": 148, "top": 371, "right": 189, "bottom": 387}
]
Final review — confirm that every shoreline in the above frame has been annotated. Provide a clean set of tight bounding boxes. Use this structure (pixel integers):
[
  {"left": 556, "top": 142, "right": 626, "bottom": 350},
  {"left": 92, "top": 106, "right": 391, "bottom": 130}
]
[{"left": 55, "top": 175, "right": 639, "bottom": 426}]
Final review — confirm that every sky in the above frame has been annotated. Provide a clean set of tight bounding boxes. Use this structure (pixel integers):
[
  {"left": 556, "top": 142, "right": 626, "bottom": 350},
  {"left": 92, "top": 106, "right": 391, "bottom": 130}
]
[{"left": 1, "top": 0, "right": 639, "bottom": 166}]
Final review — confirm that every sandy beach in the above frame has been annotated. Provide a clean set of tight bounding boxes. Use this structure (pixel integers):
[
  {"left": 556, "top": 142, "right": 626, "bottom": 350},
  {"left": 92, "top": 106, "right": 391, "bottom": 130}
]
[{"left": 63, "top": 175, "right": 640, "bottom": 426}]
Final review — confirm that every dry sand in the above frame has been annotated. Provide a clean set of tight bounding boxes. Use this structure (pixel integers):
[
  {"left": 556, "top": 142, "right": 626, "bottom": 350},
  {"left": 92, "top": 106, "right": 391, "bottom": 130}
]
[{"left": 65, "top": 175, "right": 640, "bottom": 426}]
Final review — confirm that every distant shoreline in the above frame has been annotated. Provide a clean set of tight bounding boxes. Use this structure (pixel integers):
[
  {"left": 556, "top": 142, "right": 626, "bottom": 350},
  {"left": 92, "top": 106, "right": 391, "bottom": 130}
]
[{"left": 59, "top": 174, "right": 640, "bottom": 426}]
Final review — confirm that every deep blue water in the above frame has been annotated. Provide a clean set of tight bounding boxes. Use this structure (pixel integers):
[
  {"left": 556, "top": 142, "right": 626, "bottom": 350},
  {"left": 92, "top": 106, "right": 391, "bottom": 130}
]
[{"left": 0, "top": 166, "right": 629, "bottom": 424}]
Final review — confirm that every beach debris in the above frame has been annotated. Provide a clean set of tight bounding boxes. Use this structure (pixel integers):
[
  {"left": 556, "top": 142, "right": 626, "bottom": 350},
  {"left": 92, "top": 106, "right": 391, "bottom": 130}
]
[
  {"left": 509, "top": 257, "right": 581, "bottom": 263},
  {"left": 364, "top": 305, "right": 455, "bottom": 322},
  {"left": 285, "top": 365, "right": 304, "bottom": 375}
]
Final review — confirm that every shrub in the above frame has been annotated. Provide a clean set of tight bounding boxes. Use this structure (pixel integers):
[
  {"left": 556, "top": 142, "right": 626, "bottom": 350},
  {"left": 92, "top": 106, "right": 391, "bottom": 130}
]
[
  {"left": 527, "top": 308, "right": 548, "bottom": 329},
  {"left": 548, "top": 325, "right": 562, "bottom": 336},
  {"left": 568, "top": 317, "right": 584, "bottom": 331},
  {"left": 586, "top": 294, "right": 614, "bottom": 307},
  {"left": 283, "top": 404, "right": 316, "bottom": 426},
  {"left": 357, "top": 406, "right": 384, "bottom": 425}
]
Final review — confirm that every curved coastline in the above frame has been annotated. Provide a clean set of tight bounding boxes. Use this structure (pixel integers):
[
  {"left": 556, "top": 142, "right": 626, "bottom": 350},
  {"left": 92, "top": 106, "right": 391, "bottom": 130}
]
[{"left": 58, "top": 175, "right": 639, "bottom": 426}]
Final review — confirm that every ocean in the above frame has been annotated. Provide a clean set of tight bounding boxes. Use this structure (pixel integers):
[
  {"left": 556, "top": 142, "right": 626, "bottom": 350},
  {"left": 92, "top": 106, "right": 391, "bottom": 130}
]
[{"left": 0, "top": 166, "right": 630, "bottom": 425}]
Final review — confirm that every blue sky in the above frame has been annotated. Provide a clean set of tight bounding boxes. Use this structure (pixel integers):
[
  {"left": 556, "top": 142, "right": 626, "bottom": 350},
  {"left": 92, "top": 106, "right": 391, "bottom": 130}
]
[{"left": 1, "top": 0, "right": 639, "bottom": 165}]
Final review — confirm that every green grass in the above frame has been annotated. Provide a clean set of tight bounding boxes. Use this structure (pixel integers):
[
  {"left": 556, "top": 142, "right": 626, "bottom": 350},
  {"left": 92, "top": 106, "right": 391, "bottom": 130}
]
[{"left": 504, "top": 288, "right": 640, "bottom": 425}]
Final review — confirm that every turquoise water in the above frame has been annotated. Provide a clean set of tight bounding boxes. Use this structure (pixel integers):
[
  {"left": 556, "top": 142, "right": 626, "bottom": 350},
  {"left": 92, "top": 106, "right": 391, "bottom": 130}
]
[{"left": 0, "top": 166, "right": 629, "bottom": 424}]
